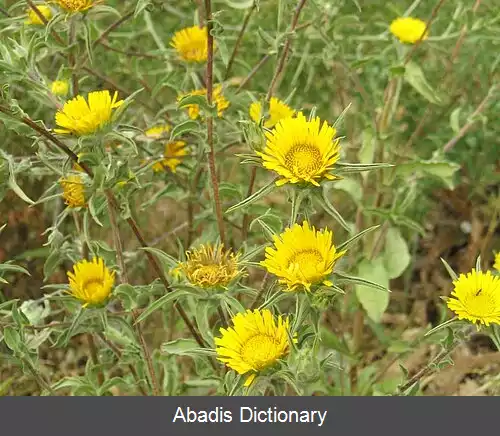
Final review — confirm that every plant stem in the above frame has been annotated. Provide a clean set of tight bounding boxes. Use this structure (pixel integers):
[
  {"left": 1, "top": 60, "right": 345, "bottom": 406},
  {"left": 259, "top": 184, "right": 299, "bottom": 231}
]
[
  {"left": 204, "top": 0, "right": 227, "bottom": 248},
  {"left": 235, "top": 54, "right": 271, "bottom": 93},
  {"left": 224, "top": 2, "right": 257, "bottom": 81},
  {"left": 68, "top": 17, "right": 79, "bottom": 97},
  {"left": 25, "top": 360, "right": 56, "bottom": 396},
  {"left": 87, "top": 333, "right": 104, "bottom": 386}
]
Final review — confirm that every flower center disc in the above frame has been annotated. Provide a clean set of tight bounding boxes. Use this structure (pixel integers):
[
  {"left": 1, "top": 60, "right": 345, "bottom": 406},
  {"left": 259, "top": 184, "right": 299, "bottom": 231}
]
[
  {"left": 288, "top": 249, "right": 324, "bottom": 281},
  {"left": 284, "top": 144, "right": 321, "bottom": 177},
  {"left": 465, "top": 291, "right": 496, "bottom": 317},
  {"left": 82, "top": 278, "right": 104, "bottom": 295},
  {"left": 241, "top": 334, "right": 282, "bottom": 370}
]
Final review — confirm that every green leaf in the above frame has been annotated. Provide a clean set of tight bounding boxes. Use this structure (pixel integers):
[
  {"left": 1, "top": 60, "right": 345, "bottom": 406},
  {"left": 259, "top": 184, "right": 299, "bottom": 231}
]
[
  {"left": 134, "top": 0, "right": 152, "bottom": 18},
  {"left": 354, "top": 258, "right": 390, "bottom": 323},
  {"left": 225, "top": 179, "right": 277, "bottom": 214},
  {"left": 393, "top": 160, "right": 460, "bottom": 190},
  {"left": 404, "top": 61, "right": 443, "bottom": 105},
  {"left": 449, "top": 107, "right": 461, "bottom": 134},
  {"left": 2, "top": 326, "right": 21, "bottom": 353},
  {"left": 331, "top": 178, "right": 362, "bottom": 204},
  {"left": 226, "top": 0, "right": 255, "bottom": 8},
  {"left": 335, "top": 162, "right": 393, "bottom": 174},
  {"left": 160, "top": 338, "right": 216, "bottom": 357},
  {"left": 0, "top": 263, "right": 30, "bottom": 277},
  {"left": 139, "top": 247, "right": 179, "bottom": 270},
  {"left": 134, "top": 290, "right": 191, "bottom": 324},
  {"left": 383, "top": 227, "right": 411, "bottom": 279},
  {"left": 337, "top": 225, "right": 380, "bottom": 252},
  {"left": 249, "top": 211, "right": 282, "bottom": 239},
  {"left": 314, "top": 190, "right": 350, "bottom": 232},
  {"left": 440, "top": 257, "right": 458, "bottom": 281},
  {"left": 170, "top": 120, "right": 199, "bottom": 140}
]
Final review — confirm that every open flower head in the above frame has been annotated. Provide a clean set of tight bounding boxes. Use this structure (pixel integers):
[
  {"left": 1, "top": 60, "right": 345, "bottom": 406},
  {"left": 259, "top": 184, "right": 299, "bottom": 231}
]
[
  {"left": 175, "top": 244, "right": 241, "bottom": 288},
  {"left": 249, "top": 97, "right": 295, "bottom": 129},
  {"left": 215, "top": 309, "right": 292, "bottom": 386},
  {"left": 494, "top": 252, "right": 500, "bottom": 273},
  {"left": 152, "top": 141, "right": 188, "bottom": 173},
  {"left": 446, "top": 269, "right": 500, "bottom": 326},
  {"left": 26, "top": 5, "right": 52, "bottom": 25},
  {"left": 261, "top": 221, "right": 346, "bottom": 292},
  {"left": 54, "top": 90, "right": 123, "bottom": 136},
  {"left": 51, "top": 80, "right": 69, "bottom": 97},
  {"left": 257, "top": 112, "right": 341, "bottom": 186},
  {"left": 60, "top": 175, "right": 86, "bottom": 208},
  {"left": 171, "top": 26, "right": 209, "bottom": 63},
  {"left": 145, "top": 125, "right": 171, "bottom": 139},
  {"left": 55, "top": 0, "right": 95, "bottom": 13},
  {"left": 390, "top": 17, "right": 428, "bottom": 44},
  {"left": 67, "top": 257, "right": 115, "bottom": 307},
  {"left": 178, "top": 86, "right": 230, "bottom": 120}
]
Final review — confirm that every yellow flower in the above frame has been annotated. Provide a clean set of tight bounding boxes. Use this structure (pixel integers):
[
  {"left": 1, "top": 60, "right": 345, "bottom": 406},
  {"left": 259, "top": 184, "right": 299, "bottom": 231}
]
[
  {"left": 256, "top": 112, "right": 341, "bottom": 187},
  {"left": 55, "top": 0, "right": 94, "bottom": 13},
  {"left": 249, "top": 97, "right": 295, "bottom": 129},
  {"left": 215, "top": 309, "right": 292, "bottom": 386},
  {"left": 494, "top": 252, "right": 500, "bottom": 272},
  {"left": 67, "top": 257, "right": 115, "bottom": 307},
  {"left": 60, "top": 175, "right": 86, "bottom": 208},
  {"left": 145, "top": 125, "right": 171, "bottom": 139},
  {"left": 389, "top": 17, "right": 428, "bottom": 44},
  {"left": 54, "top": 90, "right": 123, "bottom": 136},
  {"left": 175, "top": 244, "right": 241, "bottom": 288},
  {"left": 73, "top": 153, "right": 85, "bottom": 172},
  {"left": 151, "top": 141, "right": 188, "bottom": 173},
  {"left": 446, "top": 269, "right": 500, "bottom": 326},
  {"left": 51, "top": 80, "right": 69, "bottom": 97},
  {"left": 178, "top": 86, "right": 230, "bottom": 120},
  {"left": 171, "top": 26, "right": 209, "bottom": 63},
  {"left": 261, "top": 221, "right": 346, "bottom": 292},
  {"left": 26, "top": 5, "right": 52, "bottom": 25}
]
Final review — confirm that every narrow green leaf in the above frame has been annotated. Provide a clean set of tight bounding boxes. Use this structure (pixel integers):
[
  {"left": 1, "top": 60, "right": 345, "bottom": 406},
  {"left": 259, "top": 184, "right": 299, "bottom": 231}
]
[
  {"left": 314, "top": 190, "right": 350, "bottom": 232},
  {"left": 440, "top": 257, "right": 458, "bottom": 281},
  {"left": 337, "top": 225, "right": 380, "bottom": 252},
  {"left": 134, "top": 290, "right": 191, "bottom": 324},
  {"left": 225, "top": 179, "right": 277, "bottom": 214}
]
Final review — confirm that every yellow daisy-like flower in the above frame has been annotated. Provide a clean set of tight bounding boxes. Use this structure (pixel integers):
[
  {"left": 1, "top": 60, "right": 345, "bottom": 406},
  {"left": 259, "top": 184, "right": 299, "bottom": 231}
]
[
  {"left": 249, "top": 97, "right": 295, "bottom": 129},
  {"left": 67, "top": 257, "right": 115, "bottom": 307},
  {"left": 26, "top": 5, "right": 52, "bottom": 25},
  {"left": 60, "top": 175, "right": 86, "bottom": 208},
  {"left": 446, "top": 269, "right": 500, "bottom": 326},
  {"left": 55, "top": 0, "right": 95, "bottom": 13},
  {"left": 261, "top": 221, "right": 346, "bottom": 292},
  {"left": 256, "top": 112, "right": 341, "bottom": 187},
  {"left": 170, "top": 25, "right": 209, "bottom": 63},
  {"left": 51, "top": 80, "right": 69, "bottom": 97},
  {"left": 389, "top": 17, "right": 428, "bottom": 44},
  {"left": 151, "top": 141, "right": 188, "bottom": 173},
  {"left": 494, "top": 252, "right": 500, "bottom": 272},
  {"left": 145, "top": 125, "right": 171, "bottom": 139},
  {"left": 175, "top": 244, "right": 241, "bottom": 288},
  {"left": 215, "top": 309, "right": 292, "bottom": 386},
  {"left": 178, "top": 86, "right": 230, "bottom": 120},
  {"left": 54, "top": 90, "right": 123, "bottom": 136}
]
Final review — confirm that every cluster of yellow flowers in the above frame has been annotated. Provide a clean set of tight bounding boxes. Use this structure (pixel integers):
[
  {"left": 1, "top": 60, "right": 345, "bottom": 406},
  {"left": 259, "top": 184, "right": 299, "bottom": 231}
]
[{"left": 46, "top": 15, "right": 499, "bottom": 387}]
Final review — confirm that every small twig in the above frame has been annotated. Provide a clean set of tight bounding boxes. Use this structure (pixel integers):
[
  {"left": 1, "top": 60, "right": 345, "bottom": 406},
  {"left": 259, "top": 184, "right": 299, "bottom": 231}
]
[
  {"left": 87, "top": 333, "right": 104, "bottom": 386},
  {"left": 224, "top": 2, "right": 257, "bottom": 81},
  {"left": 250, "top": 272, "right": 270, "bottom": 310},
  {"left": 68, "top": 17, "right": 79, "bottom": 96},
  {"left": 25, "top": 360, "right": 56, "bottom": 396},
  {"left": 205, "top": 0, "right": 227, "bottom": 247},
  {"left": 235, "top": 54, "right": 271, "bottom": 93},
  {"left": 0, "top": 6, "right": 11, "bottom": 17}
]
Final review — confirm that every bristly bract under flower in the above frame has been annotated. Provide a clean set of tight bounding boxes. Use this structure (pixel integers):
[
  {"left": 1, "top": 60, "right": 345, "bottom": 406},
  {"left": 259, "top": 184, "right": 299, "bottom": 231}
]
[
  {"left": 261, "top": 221, "right": 346, "bottom": 292},
  {"left": 60, "top": 175, "right": 86, "bottom": 208},
  {"left": 54, "top": 90, "right": 123, "bottom": 136},
  {"left": 170, "top": 25, "right": 209, "bottom": 63},
  {"left": 249, "top": 97, "right": 295, "bottom": 129},
  {"left": 151, "top": 141, "right": 187, "bottom": 173},
  {"left": 256, "top": 112, "right": 341, "bottom": 186},
  {"left": 175, "top": 244, "right": 242, "bottom": 288},
  {"left": 55, "top": 0, "right": 95, "bottom": 13},
  {"left": 215, "top": 309, "right": 292, "bottom": 386},
  {"left": 26, "top": 5, "right": 52, "bottom": 25},
  {"left": 51, "top": 80, "right": 69, "bottom": 97},
  {"left": 177, "top": 86, "right": 230, "bottom": 120},
  {"left": 446, "top": 269, "right": 500, "bottom": 326},
  {"left": 389, "top": 17, "right": 428, "bottom": 44},
  {"left": 67, "top": 257, "right": 115, "bottom": 307}
]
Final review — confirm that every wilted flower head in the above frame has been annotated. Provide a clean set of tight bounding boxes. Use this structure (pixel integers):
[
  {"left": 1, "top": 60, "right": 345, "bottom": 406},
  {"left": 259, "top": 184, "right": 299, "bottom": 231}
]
[
  {"left": 171, "top": 26, "right": 209, "bottom": 63},
  {"left": 51, "top": 80, "right": 69, "bottom": 97},
  {"left": 178, "top": 86, "right": 230, "bottom": 120},
  {"left": 175, "top": 244, "right": 241, "bottom": 288},
  {"left": 215, "top": 309, "right": 293, "bottom": 386},
  {"left": 54, "top": 90, "right": 123, "bottom": 136},
  {"left": 26, "top": 5, "right": 52, "bottom": 25},
  {"left": 389, "top": 17, "right": 428, "bottom": 44},
  {"left": 67, "top": 257, "right": 115, "bottom": 307},
  {"left": 256, "top": 112, "right": 341, "bottom": 186},
  {"left": 60, "top": 175, "right": 86, "bottom": 208},
  {"left": 55, "top": 0, "right": 95, "bottom": 13},
  {"left": 446, "top": 269, "right": 500, "bottom": 326},
  {"left": 261, "top": 221, "right": 345, "bottom": 292},
  {"left": 249, "top": 97, "right": 295, "bottom": 129}
]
